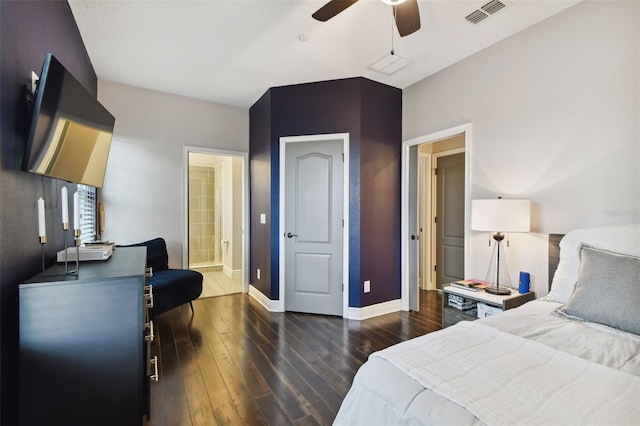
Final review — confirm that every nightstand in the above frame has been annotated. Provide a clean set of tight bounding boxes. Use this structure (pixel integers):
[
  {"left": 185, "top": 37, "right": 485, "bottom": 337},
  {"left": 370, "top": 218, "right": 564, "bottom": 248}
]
[{"left": 442, "top": 285, "right": 535, "bottom": 328}]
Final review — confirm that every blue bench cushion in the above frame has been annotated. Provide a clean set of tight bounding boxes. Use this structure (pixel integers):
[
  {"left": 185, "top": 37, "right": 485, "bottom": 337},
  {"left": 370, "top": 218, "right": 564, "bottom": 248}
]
[
  {"left": 117, "top": 238, "right": 203, "bottom": 317},
  {"left": 148, "top": 269, "right": 203, "bottom": 317}
]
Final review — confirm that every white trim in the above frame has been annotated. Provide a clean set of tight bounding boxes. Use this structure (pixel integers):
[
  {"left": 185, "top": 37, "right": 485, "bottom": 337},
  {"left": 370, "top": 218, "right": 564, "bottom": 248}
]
[
  {"left": 249, "top": 285, "right": 284, "bottom": 312},
  {"left": 346, "top": 299, "right": 402, "bottom": 320},
  {"left": 418, "top": 152, "right": 432, "bottom": 290},
  {"left": 222, "top": 265, "right": 243, "bottom": 279},
  {"left": 231, "top": 269, "right": 242, "bottom": 280},
  {"left": 401, "top": 124, "right": 472, "bottom": 311},
  {"left": 182, "top": 146, "right": 250, "bottom": 294},
  {"left": 279, "top": 133, "right": 350, "bottom": 317}
]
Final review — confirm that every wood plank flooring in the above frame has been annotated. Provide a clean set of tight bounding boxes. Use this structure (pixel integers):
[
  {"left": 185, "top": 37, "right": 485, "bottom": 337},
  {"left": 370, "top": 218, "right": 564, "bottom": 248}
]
[{"left": 145, "top": 290, "right": 442, "bottom": 426}]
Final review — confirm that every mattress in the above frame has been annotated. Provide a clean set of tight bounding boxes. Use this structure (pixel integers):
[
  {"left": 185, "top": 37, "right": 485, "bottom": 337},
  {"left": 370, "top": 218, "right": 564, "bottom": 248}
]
[{"left": 334, "top": 300, "right": 640, "bottom": 425}]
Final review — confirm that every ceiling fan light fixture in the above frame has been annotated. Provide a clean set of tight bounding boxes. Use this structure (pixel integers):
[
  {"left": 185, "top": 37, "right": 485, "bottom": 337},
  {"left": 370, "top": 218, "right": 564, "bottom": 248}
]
[{"left": 380, "top": 0, "right": 407, "bottom": 6}]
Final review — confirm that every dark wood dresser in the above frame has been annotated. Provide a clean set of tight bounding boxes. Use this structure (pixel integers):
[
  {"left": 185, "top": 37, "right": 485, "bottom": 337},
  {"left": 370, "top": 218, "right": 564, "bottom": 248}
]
[{"left": 19, "top": 247, "right": 154, "bottom": 426}]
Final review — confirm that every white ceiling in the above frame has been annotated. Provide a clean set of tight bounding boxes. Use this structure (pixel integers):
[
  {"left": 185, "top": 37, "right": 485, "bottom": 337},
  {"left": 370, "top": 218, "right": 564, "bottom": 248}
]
[{"left": 69, "top": 0, "right": 581, "bottom": 109}]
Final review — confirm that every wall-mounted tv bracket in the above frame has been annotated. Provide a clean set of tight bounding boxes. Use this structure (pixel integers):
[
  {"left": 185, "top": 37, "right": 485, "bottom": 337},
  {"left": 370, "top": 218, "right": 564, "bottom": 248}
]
[
  {"left": 24, "top": 71, "right": 39, "bottom": 111},
  {"left": 30, "top": 71, "right": 39, "bottom": 95}
]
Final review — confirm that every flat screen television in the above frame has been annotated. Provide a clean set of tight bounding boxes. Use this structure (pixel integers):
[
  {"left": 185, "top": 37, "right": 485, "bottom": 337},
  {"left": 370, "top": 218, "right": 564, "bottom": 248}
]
[{"left": 23, "top": 53, "right": 115, "bottom": 188}]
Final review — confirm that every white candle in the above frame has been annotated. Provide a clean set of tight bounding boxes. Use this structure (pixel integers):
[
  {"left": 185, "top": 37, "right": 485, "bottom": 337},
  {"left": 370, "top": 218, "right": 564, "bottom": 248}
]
[
  {"left": 61, "top": 186, "right": 69, "bottom": 224},
  {"left": 38, "top": 197, "right": 46, "bottom": 237},
  {"left": 73, "top": 191, "right": 80, "bottom": 231}
]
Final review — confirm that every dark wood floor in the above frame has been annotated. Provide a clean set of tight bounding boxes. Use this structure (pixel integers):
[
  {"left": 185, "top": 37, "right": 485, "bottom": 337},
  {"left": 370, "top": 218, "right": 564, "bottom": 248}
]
[{"left": 146, "top": 290, "right": 442, "bottom": 426}]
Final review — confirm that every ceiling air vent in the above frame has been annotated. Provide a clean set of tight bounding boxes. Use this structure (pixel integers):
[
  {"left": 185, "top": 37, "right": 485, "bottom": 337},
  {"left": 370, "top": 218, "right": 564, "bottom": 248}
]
[
  {"left": 465, "top": 10, "right": 488, "bottom": 24},
  {"left": 465, "top": 0, "right": 509, "bottom": 24},
  {"left": 482, "top": 0, "right": 507, "bottom": 15}
]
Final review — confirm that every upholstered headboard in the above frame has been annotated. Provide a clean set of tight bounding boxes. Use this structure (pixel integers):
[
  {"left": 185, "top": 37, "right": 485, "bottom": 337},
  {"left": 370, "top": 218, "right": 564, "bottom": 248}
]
[{"left": 548, "top": 234, "right": 564, "bottom": 290}]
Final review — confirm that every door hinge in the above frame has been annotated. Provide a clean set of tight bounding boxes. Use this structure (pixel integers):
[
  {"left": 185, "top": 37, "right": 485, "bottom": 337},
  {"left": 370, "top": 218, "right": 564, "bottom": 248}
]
[
  {"left": 434, "top": 264, "right": 437, "bottom": 272},
  {"left": 434, "top": 168, "right": 438, "bottom": 175},
  {"left": 342, "top": 153, "right": 344, "bottom": 162},
  {"left": 434, "top": 216, "right": 437, "bottom": 223},
  {"left": 342, "top": 283, "right": 344, "bottom": 292}
]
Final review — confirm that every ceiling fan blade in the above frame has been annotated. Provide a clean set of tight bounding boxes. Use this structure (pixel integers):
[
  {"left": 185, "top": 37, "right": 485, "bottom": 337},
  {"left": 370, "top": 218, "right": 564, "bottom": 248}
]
[
  {"left": 394, "top": 0, "right": 421, "bottom": 37},
  {"left": 312, "top": 0, "right": 359, "bottom": 22}
]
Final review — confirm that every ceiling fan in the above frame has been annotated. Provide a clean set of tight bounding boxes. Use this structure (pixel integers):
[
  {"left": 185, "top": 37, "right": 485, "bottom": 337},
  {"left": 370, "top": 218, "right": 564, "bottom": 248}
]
[{"left": 312, "top": 0, "right": 421, "bottom": 37}]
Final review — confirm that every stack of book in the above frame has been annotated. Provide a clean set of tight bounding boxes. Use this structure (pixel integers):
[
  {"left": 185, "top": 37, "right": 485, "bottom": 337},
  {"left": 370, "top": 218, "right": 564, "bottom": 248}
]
[
  {"left": 447, "top": 294, "right": 477, "bottom": 310},
  {"left": 450, "top": 279, "right": 487, "bottom": 292}
]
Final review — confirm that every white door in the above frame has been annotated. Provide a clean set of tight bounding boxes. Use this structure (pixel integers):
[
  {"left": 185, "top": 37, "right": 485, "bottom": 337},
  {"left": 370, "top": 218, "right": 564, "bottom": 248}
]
[
  {"left": 435, "top": 152, "right": 465, "bottom": 288},
  {"left": 284, "top": 140, "right": 343, "bottom": 315},
  {"left": 408, "top": 145, "right": 419, "bottom": 311}
]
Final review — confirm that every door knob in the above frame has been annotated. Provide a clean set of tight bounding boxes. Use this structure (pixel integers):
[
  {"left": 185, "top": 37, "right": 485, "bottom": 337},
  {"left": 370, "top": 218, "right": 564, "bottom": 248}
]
[
  {"left": 411, "top": 235, "right": 417, "bottom": 240},
  {"left": 286, "top": 232, "right": 299, "bottom": 238}
]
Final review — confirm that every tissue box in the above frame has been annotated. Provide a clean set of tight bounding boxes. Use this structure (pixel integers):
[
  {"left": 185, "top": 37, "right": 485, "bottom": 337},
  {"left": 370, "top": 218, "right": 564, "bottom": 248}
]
[{"left": 477, "top": 302, "right": 502, "bottom": 318}]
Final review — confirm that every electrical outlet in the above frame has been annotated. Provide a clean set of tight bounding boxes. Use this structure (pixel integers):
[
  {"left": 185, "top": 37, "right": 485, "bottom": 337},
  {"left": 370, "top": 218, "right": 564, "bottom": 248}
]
[
  {"left": 364, "top": 280, "right": 371, "bottom": 293},
  {"left": 260, "top": 214, "right": 266, "bottom": 224},
  {"left": 257, "top": 269, "right": 261, "bottom": 280}
]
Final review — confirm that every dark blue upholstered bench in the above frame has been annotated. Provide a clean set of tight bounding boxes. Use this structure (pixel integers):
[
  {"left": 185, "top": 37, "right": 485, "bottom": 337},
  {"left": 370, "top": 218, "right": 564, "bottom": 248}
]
[{"left": 118, "top": 238, "right": 203, "bottom": 317}]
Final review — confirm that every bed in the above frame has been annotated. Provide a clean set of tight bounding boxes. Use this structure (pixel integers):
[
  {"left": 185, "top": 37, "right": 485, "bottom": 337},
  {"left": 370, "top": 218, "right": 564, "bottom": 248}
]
[{"left": 334, "top": 224, "right": 640, "bottom": 425}]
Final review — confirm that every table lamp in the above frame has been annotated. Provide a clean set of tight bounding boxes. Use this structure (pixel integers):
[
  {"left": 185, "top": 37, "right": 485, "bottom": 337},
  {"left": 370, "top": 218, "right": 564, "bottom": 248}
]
[{"left": 471, "top": 198, "right": 530, "bottom": 295}]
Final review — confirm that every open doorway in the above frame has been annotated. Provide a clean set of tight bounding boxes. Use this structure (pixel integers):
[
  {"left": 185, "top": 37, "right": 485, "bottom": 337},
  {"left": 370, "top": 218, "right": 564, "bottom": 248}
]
[
  {"left": 419, "top": 135, "right": 465, "bottom": 292},
  {"left": 402, "top": 124, "right": 471, "bottom": 313},
  {"left": 183, "top": 147, "right": 249, "bottom": 298}
]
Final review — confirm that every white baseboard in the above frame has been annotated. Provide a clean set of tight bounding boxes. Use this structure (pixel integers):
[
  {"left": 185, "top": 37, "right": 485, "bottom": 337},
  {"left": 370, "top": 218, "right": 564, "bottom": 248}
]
[
  {"left": 248, "top": 285, "right": 284, "bottom": 312},
  {"left": 345, "top": 299, "right": 402, "bottom": 320},
  {"left": 223, "top": 266, "right": 242, "bottom": 280},
  {"left": 248, "top": 287, "right": 401, "bottom": 320}
]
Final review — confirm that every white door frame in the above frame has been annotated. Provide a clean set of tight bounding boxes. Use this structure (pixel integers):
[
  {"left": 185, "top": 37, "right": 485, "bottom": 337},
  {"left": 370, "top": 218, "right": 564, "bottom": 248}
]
[
  {"left": 279, "top": 133, "right": 350, "bottom": 317},
  {"left": 401, "top": 124, "right": 472, "bottom": 311},
  {"left": 182, "top": 146, "right": 250, "bottom": 294},
  {"left": 418, "top": 152, "right": 432, "bottom": 290}
]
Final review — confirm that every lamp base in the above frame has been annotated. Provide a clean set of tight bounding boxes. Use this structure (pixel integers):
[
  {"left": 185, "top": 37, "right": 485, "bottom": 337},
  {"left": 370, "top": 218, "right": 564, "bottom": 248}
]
[{"left": 484, "top": 286, "right": 512, "bottom": 295}]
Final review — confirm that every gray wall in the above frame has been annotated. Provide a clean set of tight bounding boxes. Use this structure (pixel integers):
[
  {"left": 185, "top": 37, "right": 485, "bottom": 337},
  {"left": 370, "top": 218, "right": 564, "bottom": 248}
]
[
  {"left": 96, "top": 80, "right": 249, "bottom": 266},
  {"left": 403, "top": 0, "right": 639, "bottom": 294}
]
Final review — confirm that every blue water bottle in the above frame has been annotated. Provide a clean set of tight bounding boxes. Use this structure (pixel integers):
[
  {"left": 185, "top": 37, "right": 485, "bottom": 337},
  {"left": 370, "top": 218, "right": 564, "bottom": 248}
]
[{"left": 519, "top": 272, "right": 530, "bottom": 294}]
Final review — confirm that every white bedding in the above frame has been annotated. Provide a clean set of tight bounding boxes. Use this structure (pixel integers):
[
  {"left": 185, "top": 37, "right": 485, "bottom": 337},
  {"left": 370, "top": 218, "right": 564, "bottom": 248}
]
[{"left": 334, "top": 300, "right": 640, "bottom": 425}]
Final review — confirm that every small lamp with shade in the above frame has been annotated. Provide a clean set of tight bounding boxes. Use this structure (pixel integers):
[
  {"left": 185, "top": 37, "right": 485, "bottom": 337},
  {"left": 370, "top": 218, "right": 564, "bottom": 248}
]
[{"left": 471, "top": 197, "right": 531, "bottom": 295}]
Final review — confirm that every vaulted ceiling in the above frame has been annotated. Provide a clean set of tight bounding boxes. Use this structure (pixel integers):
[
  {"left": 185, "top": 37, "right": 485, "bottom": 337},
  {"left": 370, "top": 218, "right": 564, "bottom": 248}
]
[{"left": 69, "top": 0, "right": 581, "bottom": 108}]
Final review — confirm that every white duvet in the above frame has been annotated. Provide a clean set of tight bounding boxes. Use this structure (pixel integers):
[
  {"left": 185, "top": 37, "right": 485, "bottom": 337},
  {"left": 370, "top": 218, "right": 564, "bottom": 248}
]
[{"left": 334, "top": 300, "right": 640, "bottom": 425}]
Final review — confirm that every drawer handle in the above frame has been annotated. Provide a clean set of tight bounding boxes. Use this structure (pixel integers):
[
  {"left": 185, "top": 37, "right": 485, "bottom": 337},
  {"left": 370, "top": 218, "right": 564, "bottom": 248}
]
[
  {"left": 145, "top": 321, "right": 154, "bottom": 342},
  {"left": 150, "top": 356, "right": 159, "bottom": 382},
  {"left": 144, "top": 285, "right": 154, "bottom": 308}
]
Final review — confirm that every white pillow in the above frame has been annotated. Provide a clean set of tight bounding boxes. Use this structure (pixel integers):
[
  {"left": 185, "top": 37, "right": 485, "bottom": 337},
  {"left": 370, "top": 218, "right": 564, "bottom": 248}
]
[{"left": 548, "top": 223, "right": 640, "bottom": 303}]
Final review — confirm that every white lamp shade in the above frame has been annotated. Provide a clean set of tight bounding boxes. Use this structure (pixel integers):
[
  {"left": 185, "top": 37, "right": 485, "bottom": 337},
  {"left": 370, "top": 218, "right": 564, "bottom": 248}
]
[{"left": 471, "top": 199, "right": 531, "bottom": 232}]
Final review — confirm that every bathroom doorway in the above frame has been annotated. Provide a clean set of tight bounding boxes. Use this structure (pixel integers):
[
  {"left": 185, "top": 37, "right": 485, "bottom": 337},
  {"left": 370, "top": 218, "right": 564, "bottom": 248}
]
[{"left": 183, "top": 147, "right": 249, "bottom": 298}]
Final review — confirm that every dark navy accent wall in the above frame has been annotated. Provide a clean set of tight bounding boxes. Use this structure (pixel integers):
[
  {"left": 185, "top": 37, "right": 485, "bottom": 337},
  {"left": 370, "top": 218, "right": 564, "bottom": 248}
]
[
  {"left": 360, "top": 79, "right": 403, "bottom": 305},
  {"left": 249, "top": 90, "right": 272, "bottom": 297},
  {"left": 270, "top": 79, "right": 363, "bottom": 301},
  {"left": 249, "top": 77, "right": 401, "bottom": 308},
  {"left": 0, "top": 1, "right": 97, "bottom": 423},
  {"left": 347, "top": 117, "right": 362, "bottom": 309}
]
